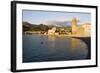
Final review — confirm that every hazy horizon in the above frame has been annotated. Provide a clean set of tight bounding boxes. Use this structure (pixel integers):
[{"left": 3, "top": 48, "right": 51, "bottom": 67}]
[{"left": 22, "top": 10, "right": 91, "bottom": 26}]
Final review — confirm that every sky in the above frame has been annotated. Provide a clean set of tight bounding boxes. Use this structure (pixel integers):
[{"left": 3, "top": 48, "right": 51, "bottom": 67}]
[{"left": 22, "top": 10, "right": 91, "bottom": 25}]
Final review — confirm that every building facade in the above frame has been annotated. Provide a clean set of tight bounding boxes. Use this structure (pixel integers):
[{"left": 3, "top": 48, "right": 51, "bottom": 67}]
[{"left": 71, "top": 18, "right": 91, "bottom": 36}]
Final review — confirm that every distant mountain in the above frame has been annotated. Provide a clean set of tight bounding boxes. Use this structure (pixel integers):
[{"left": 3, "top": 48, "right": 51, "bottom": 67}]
[{"left": 44, "top": 20, "right": 71, "bottom": 27}]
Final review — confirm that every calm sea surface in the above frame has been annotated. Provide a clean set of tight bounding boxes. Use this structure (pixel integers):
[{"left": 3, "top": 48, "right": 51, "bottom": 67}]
[{"left": 23, "top": 34, "right": 88, "bottom": 63}]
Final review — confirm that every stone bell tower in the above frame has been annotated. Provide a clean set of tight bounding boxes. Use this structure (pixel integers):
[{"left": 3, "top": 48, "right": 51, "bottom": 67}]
[{"left": 72, "top": 18, "right": 78, "bottom": 34}]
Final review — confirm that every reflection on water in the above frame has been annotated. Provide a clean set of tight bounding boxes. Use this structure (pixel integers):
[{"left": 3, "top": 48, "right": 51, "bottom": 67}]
[
  {"left": 23, "top": 34, "right": 89, "bottom": 63},
  {"left": 71, "top": 38, "right": 88, "bottom": 59}
]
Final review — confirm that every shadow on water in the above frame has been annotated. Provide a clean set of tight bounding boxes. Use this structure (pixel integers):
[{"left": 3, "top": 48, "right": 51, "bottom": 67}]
[{"left": 73, "top": 37, "right": 91, "bottom": 59}]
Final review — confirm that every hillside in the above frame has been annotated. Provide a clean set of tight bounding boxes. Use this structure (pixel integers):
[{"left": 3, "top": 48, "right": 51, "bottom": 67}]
[{"left": 23, "top": 21, "right": 71, "bottom": 32}]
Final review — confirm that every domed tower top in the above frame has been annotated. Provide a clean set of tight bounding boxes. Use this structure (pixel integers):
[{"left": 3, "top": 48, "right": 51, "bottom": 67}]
[{"left": 71, "top": 18, "right": 78, "bottom": 26}]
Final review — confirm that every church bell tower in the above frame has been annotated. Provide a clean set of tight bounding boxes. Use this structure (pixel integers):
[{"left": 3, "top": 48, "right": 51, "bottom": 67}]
[{"left": 72, "top": 18, "right": 78, "bottom": 34}]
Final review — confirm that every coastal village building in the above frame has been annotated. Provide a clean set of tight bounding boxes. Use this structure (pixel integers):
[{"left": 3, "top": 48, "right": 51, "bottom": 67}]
[
  {"left": 81, "top": 23, "right": 91, "bottom": 36},
  {"left": 59, "top": 28, "right": 68, "bottom": 35},
  {"left": 48, "top": 27, "right": 59, "bottom": 35},
  {"left": 47, "top": 18, "right": 91, "bottom": 36},
  {"left": 48, "top": 27, "right": 69, "bottom": 35},
  {"left": 71, "top": 18, "right": 91, "bottom": 36}
]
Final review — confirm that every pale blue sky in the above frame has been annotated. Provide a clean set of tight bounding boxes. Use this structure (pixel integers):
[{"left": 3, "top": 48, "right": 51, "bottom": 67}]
[{"left": 22, "top": 10, "right": 91, "bottom": 25}]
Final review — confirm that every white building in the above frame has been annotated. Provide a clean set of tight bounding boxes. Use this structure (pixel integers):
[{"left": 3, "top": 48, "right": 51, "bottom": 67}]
[
  {"left": 81, "top": 23, "right": 91, "bottom": 36},
  {"left": 48, "top": 27, "right": 57, "bottom": 35}
]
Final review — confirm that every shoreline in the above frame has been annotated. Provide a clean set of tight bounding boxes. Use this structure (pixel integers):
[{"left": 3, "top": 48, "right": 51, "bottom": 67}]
[
  {"left": 24, "top": 33, "right": 90, "bottom": 38},
  {"left": 73, "top": 37, "right": 91, "bottom": 59}
]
